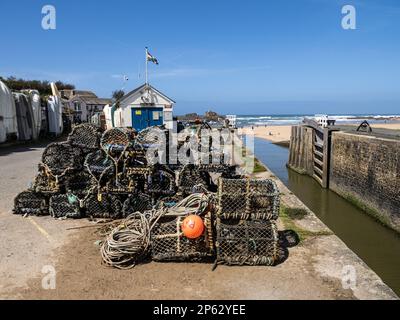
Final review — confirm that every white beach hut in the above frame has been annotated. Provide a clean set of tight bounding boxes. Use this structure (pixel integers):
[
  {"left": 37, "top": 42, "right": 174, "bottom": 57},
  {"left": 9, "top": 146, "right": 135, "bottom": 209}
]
[{"left": 117, "top": 83, "right": 174, "bottom": 131}]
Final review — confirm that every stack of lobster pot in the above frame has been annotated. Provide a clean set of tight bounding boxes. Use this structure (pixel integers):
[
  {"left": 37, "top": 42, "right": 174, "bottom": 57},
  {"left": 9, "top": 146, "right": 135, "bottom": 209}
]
[{"left": 215, "top": 178, "right": 280, "bottom": 266}]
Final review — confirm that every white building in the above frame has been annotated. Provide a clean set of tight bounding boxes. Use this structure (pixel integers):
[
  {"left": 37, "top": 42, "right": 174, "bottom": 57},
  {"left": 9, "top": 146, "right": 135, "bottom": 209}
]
[
  {"left": 63, "top": 90, "right": 112, "bottom": 123},
  {"left": 116, "top": 83, "right": 175, "bottom": 131},
  {"left": 314, "top": 114, "right": 336, "bottom": 128}
]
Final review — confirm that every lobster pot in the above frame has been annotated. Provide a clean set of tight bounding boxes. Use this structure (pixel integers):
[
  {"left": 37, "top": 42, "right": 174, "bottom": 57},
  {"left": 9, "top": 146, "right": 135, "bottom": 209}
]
[
  {"left": 136, "top": 126, "right": 167, "bottom": 146},
  {"left": 84, "top": 150, "right": 114, "bottom": 184},
  {"left": 122, "top": 193, "right": 152, "bottom": 217},
  {"left": 217, "top": 178, "right": 280, "bottom": 220},
  {"left": 177, "top": 165, "right": 211, "bottom": 194},
  {"left": 125, "top": 167, "right": 149, "bottom": 193},
  {"left": 84, "top": 194, "right": 122, "bottom": 219},
  {"left": 101, "top": 128, "right": 133, "bottom": 154},
  {"left": 49, "top": 194, "right": 81, "bottom": 219},
  {"left": 64, "top": 171, "right": 94, "bottom": 193},
  {"left": 42, "top": 142, "right": 83, "bottom": 176},
  {"left": 68, "top": 123, "right": 101, "bottom": 151},
  {"left": 147, "top": 168, "right": 176, "bottom": 196},
  {"left": 33, "top": 171, "right": 61, "bottom": 194},
  {"left": 14, "top": 191, "right": 48, "bottom": 216},
  {"left": 151, "top": 215, "right": 214, "bottom": 262},
  {"left": 102, "top": 171, "right": 137, "bottom": 194},
  {"left": 216, "top": 219, "right": 279, "bottom": 266}
]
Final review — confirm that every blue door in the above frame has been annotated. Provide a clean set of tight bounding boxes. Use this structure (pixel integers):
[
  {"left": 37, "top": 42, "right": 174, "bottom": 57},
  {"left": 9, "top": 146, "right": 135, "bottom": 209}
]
[{"left": 132, "top": 107, "right": 163, "bottom": 131}]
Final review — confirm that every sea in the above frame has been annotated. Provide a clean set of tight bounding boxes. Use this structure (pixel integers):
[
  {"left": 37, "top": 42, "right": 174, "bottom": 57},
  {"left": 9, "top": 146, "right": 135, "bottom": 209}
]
[{"left": 235, "top": 114, "right": 400, "bottom": 127}]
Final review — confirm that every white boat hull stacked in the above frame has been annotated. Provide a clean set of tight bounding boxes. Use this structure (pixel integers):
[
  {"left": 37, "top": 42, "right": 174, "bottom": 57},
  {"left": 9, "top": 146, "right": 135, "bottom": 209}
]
[
  {"left": 0, "top": 110, "right": 5, "bottom": 143},
  {"left": 13, "top": 93, "right": 35, "bottom": 141},
  {"left": 25, "top": 90, "right": 42, "bottom": 140},
  {"left": 0, "top": 80, "right": 18, "bottom": 143},
  {"left": 47, "top": 95, "right": 63, "bottom": 136}
]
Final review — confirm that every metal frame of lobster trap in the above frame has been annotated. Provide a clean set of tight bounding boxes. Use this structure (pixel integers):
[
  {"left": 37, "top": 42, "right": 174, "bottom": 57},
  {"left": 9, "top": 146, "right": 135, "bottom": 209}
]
[
  {"left": 217, "top": 178, "right": 280, "bottom": 220},
  {"left": 151, "top": 212, "right": 214, "bottom": 262},
  {"left": 215, "top": 218, "right": 279, "bottom": 266}
]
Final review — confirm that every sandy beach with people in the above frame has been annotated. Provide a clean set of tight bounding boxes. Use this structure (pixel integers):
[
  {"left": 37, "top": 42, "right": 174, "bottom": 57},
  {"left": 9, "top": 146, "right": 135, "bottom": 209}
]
[{"left": 240, "top": 122, "right": 400, "bottom": 144}]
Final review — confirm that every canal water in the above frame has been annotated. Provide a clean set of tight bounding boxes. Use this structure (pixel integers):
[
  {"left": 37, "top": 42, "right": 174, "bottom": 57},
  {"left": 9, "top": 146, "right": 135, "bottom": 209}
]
[{"left": 254, "top": 138, "right": 400, "bottom": 296}]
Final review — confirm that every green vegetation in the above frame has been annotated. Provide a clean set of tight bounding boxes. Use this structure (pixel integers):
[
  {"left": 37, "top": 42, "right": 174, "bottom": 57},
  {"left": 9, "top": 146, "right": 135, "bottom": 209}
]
[
  {"left": 253, "top": 158, "right": 267, "bottom": 173},
  {"left": 280, "top": 205, "right": 332, "bottom": 242},
  {"left": 242, "top": 148, "right": 267, "bottom": 173},
  {"left": 112, "top": 90, "right": 125, "bottom": 101},
  {"left": 0, "top": 76, "right": 75, "bottom": 96}
]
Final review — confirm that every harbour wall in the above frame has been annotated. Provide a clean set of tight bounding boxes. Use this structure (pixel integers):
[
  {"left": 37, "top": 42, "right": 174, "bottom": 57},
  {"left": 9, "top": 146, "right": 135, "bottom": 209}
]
[
  {"left": 329, "top": 132, "right": 400, "bottom": 232},
  {"left": 288, "top": 126, "right": 400, "bottom": 232}
]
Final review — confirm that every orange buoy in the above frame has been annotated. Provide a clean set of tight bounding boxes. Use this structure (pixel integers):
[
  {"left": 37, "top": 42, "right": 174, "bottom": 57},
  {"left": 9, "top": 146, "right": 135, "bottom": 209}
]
[{"left": 181, "top": 215, "right": 204, "bottom": 239}]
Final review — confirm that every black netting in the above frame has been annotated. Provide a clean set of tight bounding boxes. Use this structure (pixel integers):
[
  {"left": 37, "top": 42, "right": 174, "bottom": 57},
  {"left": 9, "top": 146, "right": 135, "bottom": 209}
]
[
  {"left": 177, "top": 165, "right": 211, "bottom": 194},
  {"left": 84, "top": 193, "right": 122, "bottom": 219},
  {"left": 136, "top": 126, "right": 166, "bottom": 146},
  {"left": 64, "top": 171, "right": 95, "bottom": 193},
  {"left": 85, "top": 150, "right": 115, "bottom": 183},
  {"left": 49, "top": 194, "right": 81, "bottom": 219},
  {"left": 13, "top": 191, "right": 48, "bottom": 216},
  {"left": 68, "top": 123, "right": 101, "bottom": 150},
  {"left": 151, "top": 216, "right": 213, "bottom": 262},
  {"left": 148, "top": 167, "right": 176, "bottom": 196},
  {"left": 217, "top": 178, "right": 280, "bottom": 220},
  {"left": 101, "top": 128, "right": 133, "bottom": 154},
  {"left": 122, "top": 193, "right": 153, "bottom": 217},
  {"left": 42, "top": 142, "right": 83, "bottom": 176},
  {"left": 216, "top": 219, "right": 278, "bottom": 266}
]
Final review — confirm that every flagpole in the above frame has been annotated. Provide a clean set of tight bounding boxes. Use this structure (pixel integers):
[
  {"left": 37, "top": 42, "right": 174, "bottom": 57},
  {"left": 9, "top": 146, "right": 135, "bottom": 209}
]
[{"left": 145, "top": 47, "right": 148, "bottom": 85}]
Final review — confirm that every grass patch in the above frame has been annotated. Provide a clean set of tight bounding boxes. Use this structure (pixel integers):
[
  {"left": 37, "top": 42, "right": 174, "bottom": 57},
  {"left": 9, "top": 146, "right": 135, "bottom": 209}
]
[
  {"left": 280, "top": 205, "right": 332, "bottom": 242},
  {"left": 242, "top": 147, "right": 267, "bottom": 173},
  {"left": 253, "top": 158, "right": 267, "bottom": 173},
  {"left": 281, "top": 206, "right": 308, "bottom": 220}
]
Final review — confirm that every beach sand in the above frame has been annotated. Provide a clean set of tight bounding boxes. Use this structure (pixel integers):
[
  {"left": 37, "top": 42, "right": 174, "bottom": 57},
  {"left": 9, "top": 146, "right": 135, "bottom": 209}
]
[
  {"left": 240, "top": 122, "right": 400, "bottom": 144},
  {"left": 239, "top": 125, "right": 293, "bottom": 143}
]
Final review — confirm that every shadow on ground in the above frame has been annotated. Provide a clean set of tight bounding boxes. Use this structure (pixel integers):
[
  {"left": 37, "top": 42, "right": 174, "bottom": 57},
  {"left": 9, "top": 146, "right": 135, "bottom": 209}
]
[{"left": 276, "top": 230, "right": 300, "bottom": 265}]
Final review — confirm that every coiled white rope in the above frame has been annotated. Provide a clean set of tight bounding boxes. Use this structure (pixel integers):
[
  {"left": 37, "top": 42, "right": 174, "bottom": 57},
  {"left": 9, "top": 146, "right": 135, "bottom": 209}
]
[{"left": 100, "top": 193, "right": 213, "bottom": 269}]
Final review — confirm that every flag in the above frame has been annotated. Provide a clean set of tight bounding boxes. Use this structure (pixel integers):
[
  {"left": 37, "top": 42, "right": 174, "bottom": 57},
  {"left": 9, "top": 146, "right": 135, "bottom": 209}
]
[{"left": 146, "top": 50, "right": 159, "bottom": 65}]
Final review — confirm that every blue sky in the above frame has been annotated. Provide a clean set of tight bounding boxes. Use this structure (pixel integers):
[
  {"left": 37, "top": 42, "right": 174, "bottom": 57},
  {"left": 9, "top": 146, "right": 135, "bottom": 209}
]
[{"left": 0, "top": 0, "right": 399, "bottom": 115}]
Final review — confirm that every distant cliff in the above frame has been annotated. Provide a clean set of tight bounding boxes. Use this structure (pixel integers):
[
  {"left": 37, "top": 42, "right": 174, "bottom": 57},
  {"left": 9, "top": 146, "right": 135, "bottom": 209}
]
[{"left": 177, "top": 111, "right": 225, "bottom": 122}]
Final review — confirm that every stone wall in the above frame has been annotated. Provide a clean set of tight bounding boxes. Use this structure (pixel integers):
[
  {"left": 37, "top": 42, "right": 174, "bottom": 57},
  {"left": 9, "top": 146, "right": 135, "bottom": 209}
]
[
  {"left": 288, "top": 126, "right": 314, "bottom": 175},
  {"left": 329, "top": 132, "right": 400, "bottom": 232}
]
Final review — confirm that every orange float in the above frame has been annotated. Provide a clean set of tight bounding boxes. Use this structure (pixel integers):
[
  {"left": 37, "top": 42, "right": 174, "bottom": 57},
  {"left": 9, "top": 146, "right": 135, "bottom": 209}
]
[{"left": 181, "top": 215, "right": 204, "bottom": 239}]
